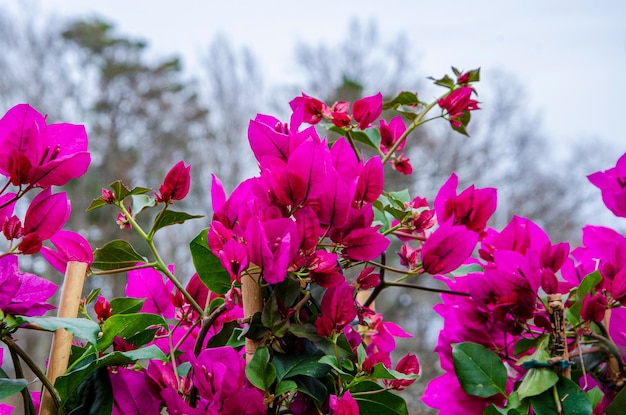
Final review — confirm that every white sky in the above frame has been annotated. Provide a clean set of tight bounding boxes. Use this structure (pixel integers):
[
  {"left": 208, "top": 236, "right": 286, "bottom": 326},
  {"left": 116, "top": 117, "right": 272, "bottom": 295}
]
[{"left": 38, "top": 0, "right": 626, "bottom": 151}]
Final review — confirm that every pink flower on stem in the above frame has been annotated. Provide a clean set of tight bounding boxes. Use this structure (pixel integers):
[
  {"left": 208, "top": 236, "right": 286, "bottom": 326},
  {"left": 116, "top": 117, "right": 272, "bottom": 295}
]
[
  {"left": 581, "top": 293, "right": 607, "bottom": 323},
  {"left": 0, "top": 255, "right": 57, "bottom": 316},
  {"left": 155, "top": 161, "right": 191, "bottom": 203},
  {"left": 379, "top": 116, "right": 406, "bottom": 155},
  {"left": 434, "top": 173, "right": 497, "bottom": 236},
  {"left": 289, "top": 93, "right": 328, "bottom": 126},
  {"left": 421, "top": 220, "right": 478, "bottom": 275},
  {"left": 126, "top": 265, "right": 176, "bottom": 319},
  {"left": 329, "top": 391, "right": 359, "bottom": 415},
  {"left": 588, "top": 152, "right": 626, "bottom": 217},
  {"left": 19, "top": 188, "right": 71, "bottom": 254},
  {"left": 438, "top": 87, "right": 480, "bottom": 128},
  {"left": 94, "top": 296, "right": 112, "bottom": 323},
  {"left": 0, "top": 104, "right": 90, "bottom": 187},
  {"left": 315, "top": 282, "right": 357, "bottom": 337},
  {"left": 354, "top": 156, "right": 384, "bottom": 206},
  {"left": 40, "top": 230, "right": 93, "bottom": 273},
  {"left": 385, "top": 353, "right": 420, "bottom": 390},
  {"left": 364, "top": 313, "right": 412, "bottom": 355},
  {"left": 391, "top": 154, "right": 413, "bottom": 175},
  {"left": 246, "top": 216, "right": 299, "bottom": 284},
  {"left": 330, "top": 101, "right": 351, "bottom": 128},
  {"left": 353, "top": 92, "right": 383, "bottom": 130}
]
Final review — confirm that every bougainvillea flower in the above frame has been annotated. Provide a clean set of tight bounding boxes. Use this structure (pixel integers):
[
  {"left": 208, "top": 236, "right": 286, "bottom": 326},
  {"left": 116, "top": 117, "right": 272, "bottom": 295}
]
[
  {"left": 609, "top": 307, "right": 626, "bottom": 358},
  {"left": 353, "top": 92, "right": 383, "bottom": 130},
  {"left": 23, "top": 188, "right": 71, "bottom": 242},
  {"left": 437, "top": 87, "right": 479, "bottom": 128},
  {"left": 110, "top": 368, "right": 163, "bottom": 415},
  {"left": 94, "top": 296, "right": 112, "bottom": 323},
  {"left": 0, "top": 404, "right": 14, "bottom": 415},
  {"left": 356, "top": 266, "right": 380, "bottom": 290},
  {"left": 126, "top": 265, "right": 176, "bottom": 319},
  {"left": 423, "top": 372, "right": 500, "bottom": 415},
  {"left": 308, "top": 250, "right": 344, "bottom": 288},
  {"left": 191, "top": 347, "right": 265, "bottom": 414},
  {"left": 588, "top": 152, "right": 626, "bottom": 217},
  {"left": 434, "top": 173, "right": 497, "bottom": 236},
  {"left": 246, "top": 216, "right": 299, "bottom": 284},
  {"left": 40, "top": 230, "right": 93, "bottom": 274},
  {"left": 364, "top": 313, "right": 412, "bottom": 354},
  {"left": 581, "top": 293, "right": 608, "bottom": 323},
  {"left": 315, "top": 282, "right": 357, "bottom": 336},
  {"left": 0, "top": 104, "right": 90, "bottom": 187},
  {"left": 329, "top": 391, "right": 359, "bottom": 415},
  {"left": 391, "top": 153, "right": 413, "bottom": 175},
  {"left": 270, "top": 139, "right": 329, "bottom": 208},
  {"left": 0, "top": 192, "right": 16, "bottom": 225},
  {"left": 218, "top": 239, "right": 248, "bottom": 283},
  {"left": 386, "top": 353, "right": 420, "bottom": 390},
  {"left": 354, "top": 156, "right": 384, "bottom": 206},
  {"left": 421, "top": 221, "right": 478, "bottom": 275},
  {"left": 0, "top": 254, "right": 57, "bottom": 316},
  {"left": 289, "top": 93, "right": 328, "bottom": 126},
  {"left": 479, "top": 216, "right": 550, "bottom": 262},
  {"left": 247, "top": 113, "right": 315, "bottom": 165},
  {"left": 379, "top": 116, "right": 407, "bottom": 154},
  {"left": 155, "top": 161, "right": 191, "bottom": 203},
  {"left": 342, "top": 226, "right": 390, "bottom": 261},
  {"left": 330, "top": 101, "right": 351, "bottom": 128}
]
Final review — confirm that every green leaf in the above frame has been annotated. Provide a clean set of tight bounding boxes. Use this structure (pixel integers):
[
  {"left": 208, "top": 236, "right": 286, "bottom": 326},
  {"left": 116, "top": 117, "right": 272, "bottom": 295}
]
[
  {"left": 369, "top": 363, "right": 419, "bottom": 383},
  {"left": 569, "top": 271, "right": 602, "bottom": 323},
  {"left": 530, "top": 378, "right": 592, "bottom": 415},
  {"left": 318, "top": 355, "right": 348, "bottom": 375},
  {"left": 452, "top": 342, "right": 508, "bottom": 398},
  {"left": 92, "top": 240, "right": 147, "bottom": 271},
  {"left": 273, "top": 350, "right": 328, "bottom": 381},
  {"left": 17, "top": 316, "right": 100, "bottom": 346},
  {"left": 350, "top": 380, "right": 408, "bottom": 415},
  {"left": 97, "top": 313, "right": 167, "bottom": 350},
  {"left": 349, "top": 129, "right": 380, "bottom": 151},
  {"left": 275, "top": 379, "right": 298, "bottom": 396},
  {"left": 514, "top": 337, "right": 542, "bottom": 357},
  {"left": 84, "top": 288, "right": 101, "bottom": 305},
  {"left": 245, "top": 346, "right": 276, "bottom": 392},
  {"left": 262, "top": 291, "right": 289, "bottom": 337},
  {"left": 0, "top": 378, "right": 28, "bottom": 399},
  {"left": 293, "top": 375, "right": 328, "bottom": 404},
  {"left": 585, "top": 386, "right": 604, "bottom": 409},
  {"left": 189, "top": 228, "right": 231, "bottom": 295},
  {"left": 429, "top": 74, "right": 455, "bottom": 89},
  {"left": 152, "top": 209, "right": 203, "bottom": 233},
  {"left": 607, "top": 387, "right": 626, "bottom": 415},
  {"left": 382, "top": 91, "right": 420, "bottom": 110},
  {"left": 517, "top": 368, "right": 558, "bottom": 400},
  {"left": 109, "top": 297, "right": 145, "bottom": 315},
  {"left": 64, "top": 366, "right": 113, "bottom": 415},
  {"left": 206, "top": 320, "right": 238, "bottom": 348},
  {"left": 288, "top": 323, "right": 322, "bottom": 342},
  {"left": 86, "top": 198, "right": 107, "bottom": 211},
  {"left": 131, "top": 194, "right": 155, "bottom": 215},
  {"left": 56, "top": 346, "right": 166, "bottom": 403},
  {"left": 110, "top": 181, "right": 150, "bottom": 201}
]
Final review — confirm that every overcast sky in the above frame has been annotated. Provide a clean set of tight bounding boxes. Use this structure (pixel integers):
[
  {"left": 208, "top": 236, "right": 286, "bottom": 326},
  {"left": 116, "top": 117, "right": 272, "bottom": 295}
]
[{"left": 38, "top": 0, "right": 626, "bottom": 153}]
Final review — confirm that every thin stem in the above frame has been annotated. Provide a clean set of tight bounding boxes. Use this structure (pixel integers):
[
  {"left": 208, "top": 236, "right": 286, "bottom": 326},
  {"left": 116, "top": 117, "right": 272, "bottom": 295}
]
[
  {"left": 345, "top": 130, "right": 361, "bottom": 162},
  {"left": 3, "top": 336, "right": 60, "bottom": 412},
  {"left": 193, "top": 304, "right": 228, "bottom": 356},
  {"left": 381, "top": 100, "right": 438, "bottom": 165},
  {"left": 384, "top": 281, "right": 471, "bottom": 297},
  {"left": 90, "top": 262, "right": 158, "bottom": 276},
  {"left": 117, "top": 202, "right": 149, "bottom": 240},
  {"left": 364, "top": 254, "right": 386, "bottom": 308},
  {"left": 150, "top": 241, "right": 204, "bottom": 315},
  {"left": 147, "top": 203, "right": 169, "bottom": 240}
]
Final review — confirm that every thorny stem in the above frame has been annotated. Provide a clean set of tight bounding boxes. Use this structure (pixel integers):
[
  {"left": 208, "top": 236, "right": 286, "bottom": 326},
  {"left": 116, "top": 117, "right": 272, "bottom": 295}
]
[
  {"left": 3, "top": 336, "right": 60, "bottom": 412},
  {"left": 380, "top": 100, "right": 439, "bottom": 165}
]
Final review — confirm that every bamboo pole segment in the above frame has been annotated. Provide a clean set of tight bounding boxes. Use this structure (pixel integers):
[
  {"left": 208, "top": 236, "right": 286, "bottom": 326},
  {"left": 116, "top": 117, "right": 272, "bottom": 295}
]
[
  {"left": 242, "top": 269, "right": 263, "bottom": 364},
  {"left": 39, "top": 261, "right": 87, "bottom": 415},
  {"left": 547, "top": 294, "right": 570, "bottom": 379}
]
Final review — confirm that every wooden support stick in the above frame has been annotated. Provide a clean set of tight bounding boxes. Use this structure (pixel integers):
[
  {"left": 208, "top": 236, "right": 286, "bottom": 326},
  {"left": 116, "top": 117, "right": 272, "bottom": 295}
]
[
  {"left": 242, "top": 270, "right": 263, "bottom": 364},
  {"left": 547, "top": 294, "right": 570, "bottom": 379},
  {"left": 39, "top": 261, "right": 87, "bottom": 415}
]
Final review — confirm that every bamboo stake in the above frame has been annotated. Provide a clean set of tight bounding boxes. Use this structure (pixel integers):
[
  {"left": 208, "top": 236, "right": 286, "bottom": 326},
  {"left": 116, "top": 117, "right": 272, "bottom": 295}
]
[
  {"left": 242, "top": 269, "right": 263, "bottom": 364},
  {"left": 39, "top": 261, "right": 87, "bottom": 415},
  {"left": 547, "top": 294, "right": 570, "bottom": 379}
]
